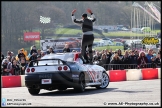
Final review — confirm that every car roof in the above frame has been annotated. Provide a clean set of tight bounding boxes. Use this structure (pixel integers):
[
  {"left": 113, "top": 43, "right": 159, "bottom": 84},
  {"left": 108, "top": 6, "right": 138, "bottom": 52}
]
[{"left": 41, "top": 53, "right": 75, "bottom": 62}]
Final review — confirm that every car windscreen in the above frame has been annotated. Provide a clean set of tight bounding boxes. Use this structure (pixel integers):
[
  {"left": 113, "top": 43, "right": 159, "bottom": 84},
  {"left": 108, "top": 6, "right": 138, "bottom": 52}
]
[{"left": 35, "top": 60, "right": 63, "bottom": 66}]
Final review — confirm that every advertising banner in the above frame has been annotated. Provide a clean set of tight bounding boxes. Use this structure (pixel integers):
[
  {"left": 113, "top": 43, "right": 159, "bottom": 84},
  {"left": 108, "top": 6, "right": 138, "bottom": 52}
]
[{"left": 24, "top": 32, "right": 40, "bottom": 41}]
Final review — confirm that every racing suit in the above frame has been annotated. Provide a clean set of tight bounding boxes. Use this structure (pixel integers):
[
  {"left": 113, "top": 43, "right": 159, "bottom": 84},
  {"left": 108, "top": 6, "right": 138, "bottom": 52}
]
[{"left": 71, "top": 13, "right": 96, "bottom": 63}]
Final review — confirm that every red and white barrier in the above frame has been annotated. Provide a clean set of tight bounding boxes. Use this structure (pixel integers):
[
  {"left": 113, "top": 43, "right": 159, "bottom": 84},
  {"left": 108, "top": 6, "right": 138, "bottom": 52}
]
[
  {"left": 21, "top": 75, "right": 25, "bottom": 87},
  {"left": 109, "top": 70, "right": 126, "bottom": 82},
  {"left": 158, "top": 68, "right": 161, "bottom": 79},
  {"left": 126, "top": 69, "right": 142, "bottom": 81},
  {"left": 1, "top": 68, "right": 161, "bottom": 88},
  {"left": 1, "top": 76, "right": 21, "bottom": 88},
  {"left": 141, "top": 68, "right": 158, "bottom": 80}
]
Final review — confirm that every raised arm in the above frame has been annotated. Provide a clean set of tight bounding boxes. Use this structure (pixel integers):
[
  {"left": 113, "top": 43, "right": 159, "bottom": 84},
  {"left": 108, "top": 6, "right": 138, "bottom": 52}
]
[
  {"left": 87, "top": 8, "right": 96, "bottom": 22},
  {"left": 71, "top": 9, "right": 83, "bottom": 26}
]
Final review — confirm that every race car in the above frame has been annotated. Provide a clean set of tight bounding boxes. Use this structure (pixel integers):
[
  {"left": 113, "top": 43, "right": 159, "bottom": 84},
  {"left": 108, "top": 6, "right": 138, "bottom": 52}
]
[{"left": 25, "top": 52, "right": 109, "bottom": 95}]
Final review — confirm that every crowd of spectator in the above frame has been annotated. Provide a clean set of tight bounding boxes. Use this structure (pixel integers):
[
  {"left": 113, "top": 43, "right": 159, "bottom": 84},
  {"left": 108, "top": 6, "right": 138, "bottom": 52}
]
[{"left": 1, "top": 44, "right": 161, "bottom": 76}]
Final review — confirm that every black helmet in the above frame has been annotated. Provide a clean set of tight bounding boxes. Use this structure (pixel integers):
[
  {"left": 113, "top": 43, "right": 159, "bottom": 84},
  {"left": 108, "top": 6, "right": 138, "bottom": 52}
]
[{"left": 82, "top": 13, "right": 87, "bottom": 18}]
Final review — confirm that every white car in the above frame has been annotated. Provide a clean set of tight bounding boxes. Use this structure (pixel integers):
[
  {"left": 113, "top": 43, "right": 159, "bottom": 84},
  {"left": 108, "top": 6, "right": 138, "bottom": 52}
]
[{"left": 25, "top": 52, "right": 109, "bottom": 95}]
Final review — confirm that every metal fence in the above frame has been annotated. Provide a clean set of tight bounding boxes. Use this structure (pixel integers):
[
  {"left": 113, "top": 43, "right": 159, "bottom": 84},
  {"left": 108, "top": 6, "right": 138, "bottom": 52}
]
[{"left": 102, "top": 63, "right": 161, "bottom": 70}]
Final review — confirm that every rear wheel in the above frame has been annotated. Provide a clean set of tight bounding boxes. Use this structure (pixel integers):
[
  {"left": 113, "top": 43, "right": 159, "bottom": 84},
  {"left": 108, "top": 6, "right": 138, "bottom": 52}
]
[
  {"left": 28, "top": 89, "right": 40, "bottom": 95},
  {"left": 96, "top": 72, "right": 109, "bottom": 89},
  {"left": 74, "top": 73, "right": 85, "bottom": 92}
]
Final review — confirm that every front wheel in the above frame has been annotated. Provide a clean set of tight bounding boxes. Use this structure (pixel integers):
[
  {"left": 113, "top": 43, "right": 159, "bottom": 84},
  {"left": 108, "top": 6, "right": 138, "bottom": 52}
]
[
  {"left": 96, "top": 72, "right": 109, "bottom": 89},
  {"left": 28, "top": 88, "right": 40, "bottom": 95},
  {"left": 74, "top": 73, "right": 85, "bottom": 92}
]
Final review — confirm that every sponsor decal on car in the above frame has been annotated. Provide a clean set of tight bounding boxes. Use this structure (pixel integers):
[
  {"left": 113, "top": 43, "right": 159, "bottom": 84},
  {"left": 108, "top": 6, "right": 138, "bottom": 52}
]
[{"left": 142, "top": 37, "right": 159, "bottom": 45}]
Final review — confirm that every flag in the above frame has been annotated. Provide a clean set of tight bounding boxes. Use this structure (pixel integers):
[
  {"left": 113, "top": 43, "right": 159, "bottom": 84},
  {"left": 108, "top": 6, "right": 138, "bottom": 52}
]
[{"left": 40, "top": 16, "right": 51, "bottom": 24}]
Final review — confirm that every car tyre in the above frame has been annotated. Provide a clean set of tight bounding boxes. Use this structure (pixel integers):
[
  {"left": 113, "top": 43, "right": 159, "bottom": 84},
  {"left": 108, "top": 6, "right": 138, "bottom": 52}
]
[
  {"left": 28, "top": 88, "right": 40, "bottom": 95},
  {"left": 74, "top": 73, "right": 85, "bottom": 92},
  {"left": 96, "top": 72, "right": 109, "bottom": 89}
]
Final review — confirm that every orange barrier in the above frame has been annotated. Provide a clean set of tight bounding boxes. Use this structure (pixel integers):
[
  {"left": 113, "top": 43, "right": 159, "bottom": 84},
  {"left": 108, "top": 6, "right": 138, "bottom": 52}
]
[
  {"left": 142, "top": 68, "right": 158, "bottom": 80},
  {"left": 109, "top": 70, "right": 126, "bottom": 82},
  {"left": 2, "top": 76, "right": 21, "bottom": 88}
]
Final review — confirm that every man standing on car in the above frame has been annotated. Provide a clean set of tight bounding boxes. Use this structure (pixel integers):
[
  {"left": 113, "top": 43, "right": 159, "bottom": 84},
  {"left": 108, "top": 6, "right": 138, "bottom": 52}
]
[{"left": 71, "top": 8, "right": 96, "bottom": 64}]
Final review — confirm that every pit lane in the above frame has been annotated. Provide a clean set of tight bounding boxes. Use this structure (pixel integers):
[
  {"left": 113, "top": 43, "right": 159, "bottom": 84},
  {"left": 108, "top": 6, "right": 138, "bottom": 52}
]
[{"left": 2, "top": 79, "right": 160, "bottom": 107}]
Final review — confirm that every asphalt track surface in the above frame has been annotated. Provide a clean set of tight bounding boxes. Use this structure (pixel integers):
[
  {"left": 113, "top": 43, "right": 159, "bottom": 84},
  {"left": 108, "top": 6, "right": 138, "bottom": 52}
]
[{"left": 2, "top": 79, "right": 161, "bottom": 107}]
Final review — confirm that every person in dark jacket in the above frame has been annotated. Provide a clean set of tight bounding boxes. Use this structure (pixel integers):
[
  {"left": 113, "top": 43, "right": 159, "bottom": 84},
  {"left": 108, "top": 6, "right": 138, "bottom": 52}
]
[
  {"left": 155, "top": 53, "right": 161, "bottom": 68},
  {"left": 30, "top": 45, "right": 37, "bottom": 55},
  {"left": 63, "top": 44, "right": 70, "bottom": 53},
  {"left": 110, "top": 53, "right": 122, "bottom": 70},
  {"left": 128, "top": 50, "right": 138, "bottom": 69},
  {"left": 71, "top": 8, "right": 96, "bottom": 64},
  {"left": 122, "top": 51, "right": 130, "bottom": 69},
  {"left": 150, "top": 56, "right": 157, "bottom": 68},
  {"left": 49, "top": 47, "right": 55, "bottom": 54},
  {"left": 117, "top": 49, "right": 124, "bottom": 60},
  {"left": 12, "top": 60, "right": 20, "bottom": 75},
  {"left": 105, "top": 49, "right": 111, "bottom": 64},
  {"left": 20, "top": 58, "right": 27, "bottom": 75},
  {"left": 99, "top": 54, "right": 108, "bottom": 69}
]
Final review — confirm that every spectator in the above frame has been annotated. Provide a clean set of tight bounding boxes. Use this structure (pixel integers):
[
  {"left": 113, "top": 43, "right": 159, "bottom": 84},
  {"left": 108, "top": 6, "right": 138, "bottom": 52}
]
[
  {"left": 155, "top": 53, "right": 161, "bottom": 68},
  {"left": 29, "top": 52, "right": 37, "bottom": 61},
  {"left": 6, "top": 56, "right": 11, "bottom": 62},
  {"left": 93, "top": 55, "right": 100, "bottom": 65},
  {"left": 46, "top": 49, "right": 50, "bottom": 54},
  {"left": 99, "top": 54, "right": 107, "bottom": 67},
  {"left": 137, "top": 51, "right": 148, "bottom": 68},
  {"left": 110, "top": 49, "right": 120, "bottom": 62},
  {"left": 20, "top": 58, "right": 27, "bottom": 75},
  {"left": 128, "top": 50, "right": 138, "bottom": 69},
  {"left": 11, "top": 52, "right": 14, "bottom": 57},
  {"left": 49, "top": 47, "right": 55, "bottom": 54},
  {"left": 1, "top": 59, "right": 12, "bottom": 76},
  {"left": 146, "top": 49, "right": 153, "bottom": 64},
  {"left": 1, "top": 52, "right": 4, "bottom": 61},
  {"left": 41, "top": 52, "right": 46, "bottom": 57},
  {"left": 122, "top": 51, "right": 130, "bottom": 69},
  {"left": 150, "top": 56, "right": 157, "bottom": 68},
  {"left": 110, "top": 52, "right": 122, "bottom": 70},
  {"left": 135, "top": 50, "right": 139, "bottom": 58},
  {"left": 6, "top": 51, "right": 12, "bottom": 60},
  {"left": 18, "top": 49, "right": 26, "bottom": 61},
  {"left": 37, "top": 55, "right": 41, "bottom": 60},
  {"left": 95, "top": 51, "right": 101, "bottom": 60},
  {"left": 63, "top": 44, "right": 70, "bottom": 53},
  {"left": 37, "top": 49, "right": 42, "bottom": 57},
  {"left": 11, "top": 56, "right": 16, "bottom": 64},
  {"left": 12, "top": 60, "right": 20, "bottom": 75},
  {"left": 117, "top": 49, "right": 124, "bottom": 60},
  {"left": 101, "top": 50, "right": 105, "bottom": 54},
  {"left": 105, "top": 49, "right": 111, "bottom": 64},
  {"left": 30, "top": 45, "right": 37, "bottom": 55},
  {"left": 109, "top": 49, "right": 113, "bottom": 55}
]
